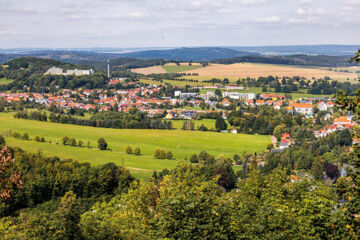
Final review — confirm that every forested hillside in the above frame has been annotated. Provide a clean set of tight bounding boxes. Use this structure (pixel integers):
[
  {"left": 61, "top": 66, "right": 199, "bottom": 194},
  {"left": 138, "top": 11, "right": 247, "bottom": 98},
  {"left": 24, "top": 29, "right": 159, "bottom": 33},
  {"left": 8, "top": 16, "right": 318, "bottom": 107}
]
[{"left": 0, "top": 57, "right": 107, "bottom": 91}]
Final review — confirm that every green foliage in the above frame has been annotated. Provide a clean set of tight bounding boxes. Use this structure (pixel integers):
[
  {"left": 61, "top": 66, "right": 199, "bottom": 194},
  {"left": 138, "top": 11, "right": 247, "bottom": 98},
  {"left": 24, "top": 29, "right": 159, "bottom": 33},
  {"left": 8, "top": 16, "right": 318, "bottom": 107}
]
[
  {"left": 97, "top": 137, "right": 107, "bottom": 150},
  {"left": 215, "top": 117, "right": 227, "bottom": 131},
  {"left": 126, "top": 145, "right": 133, "bottom": 154},
  {"left": 190, "top": 154, "right": 198, "bottom": 163},
  {"left": 134, "top": 147, "right": 141, "bottom": 155},
  {"left": 21, "top": 132, "right": 29, "bottom": 140},
  {"left": 0, "top": 135, "right": 5, "bottom": 145}
]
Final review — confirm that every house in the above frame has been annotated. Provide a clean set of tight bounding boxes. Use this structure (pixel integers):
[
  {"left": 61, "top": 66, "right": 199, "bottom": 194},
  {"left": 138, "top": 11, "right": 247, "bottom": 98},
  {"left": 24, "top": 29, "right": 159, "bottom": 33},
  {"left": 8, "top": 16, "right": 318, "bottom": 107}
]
[
  {"left": 256, "top": 99, "right": 265, "bottom": 106},
  {"left": 290, "top": 103, "right": 313, "bottom": 116},
  {"left": 165, "top": 111, "right": 176, "bottom": 119},
  {"left": 318, "top": 102, "right": 328, "bottom": 111},
  {"left": 333, "top": 116, "right": 352, "bottom": 125},
  {"left": 280, "top": 141, "right": 289, "bottom": 150},
  {"left": 221, "top": 98, "right": 231, "bottom": 106}
]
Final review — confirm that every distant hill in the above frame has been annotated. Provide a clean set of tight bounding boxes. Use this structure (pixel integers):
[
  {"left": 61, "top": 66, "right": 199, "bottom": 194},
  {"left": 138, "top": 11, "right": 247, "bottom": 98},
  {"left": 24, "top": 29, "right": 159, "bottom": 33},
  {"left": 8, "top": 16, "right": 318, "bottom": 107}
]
[
  {"left": 225, "top": 45, "right": 360, "bottom": 56},
  {"left": 117, "top": 47, "right": 259, "bottom": 61},
  {"left": 214, "top": 54, "right": 354, "bottom": 67}
]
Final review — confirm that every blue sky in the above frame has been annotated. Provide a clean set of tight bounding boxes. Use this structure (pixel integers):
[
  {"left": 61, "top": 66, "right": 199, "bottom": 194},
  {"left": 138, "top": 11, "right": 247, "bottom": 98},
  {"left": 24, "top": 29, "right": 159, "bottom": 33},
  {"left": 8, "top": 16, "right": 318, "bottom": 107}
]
[{"left": 0, "top": 0, "right": 359, "bottom": 48}]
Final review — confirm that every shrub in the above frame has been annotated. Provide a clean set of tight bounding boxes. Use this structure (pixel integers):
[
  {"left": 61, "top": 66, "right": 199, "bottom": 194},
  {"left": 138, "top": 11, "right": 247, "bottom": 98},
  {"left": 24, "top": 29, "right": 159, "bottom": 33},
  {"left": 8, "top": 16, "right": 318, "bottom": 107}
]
[
  {"left": 159, "top": 150, "right": 166, "bottom": 159},
  {"left": 166, "top": 151, "right": 173, "bottom": 160},
  {"left": 22, "top": 133, "right": 29, "bottom": 140},
  {"left": 0, "top": 135, "right": 5, "bottom": 145},
  {"left": 190, "top": 154, "right": 199, "bottom": 163},
  {"left": 134, "top": 147, "right": 140, "bottom": 155},
  {"left": 40, "top": 137, "right": 45, "bottom": 142},
  {"left": 154, "top": 149, "right": 161, "bottom": 159},
  {"left": 78, "top": 140, "right": 83, "bottom": 147},
  {"left": 11, "top": 132, "right": 21, "bottom": 139},
  {"left": 126, "top": 146, "right": 133, "bottom": 154},
  {"left": 97, "top": 138, "right": 107, "bottom": 150},
  {"left": 34, "top": 136, "right": 41, "bottom": 142}
]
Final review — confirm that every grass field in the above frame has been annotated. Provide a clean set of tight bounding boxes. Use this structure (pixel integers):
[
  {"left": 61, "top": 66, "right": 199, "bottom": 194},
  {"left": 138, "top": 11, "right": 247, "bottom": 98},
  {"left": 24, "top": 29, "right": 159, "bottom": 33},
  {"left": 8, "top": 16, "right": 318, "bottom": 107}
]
[
  {"left": 171, "top": 119, "right": 216, "bottom": 130},
  {"left": 0, "top": 77, "right": 14, "bottom": 85},
  {"left": 163, "top": 64, "right": 202, "bottom": 73},
  {"left": 0, "top": 113, "right": 270, "bottom": 178},
  {"left": 184, "top": 63, "right": 358, "bottom": 81}
]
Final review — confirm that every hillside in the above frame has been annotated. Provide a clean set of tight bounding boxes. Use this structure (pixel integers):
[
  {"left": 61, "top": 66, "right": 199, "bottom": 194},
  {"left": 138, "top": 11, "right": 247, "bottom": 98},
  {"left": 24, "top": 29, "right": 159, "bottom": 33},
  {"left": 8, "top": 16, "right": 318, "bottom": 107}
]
[
  {"left": 214, "top": 54, "right": 354, "bottom": 67},
  {"left": 0, "top": 57, "right": 107, "bottom": 91},
  {"left": 117, "top": 47, "right": 259, "bottom": 61}
]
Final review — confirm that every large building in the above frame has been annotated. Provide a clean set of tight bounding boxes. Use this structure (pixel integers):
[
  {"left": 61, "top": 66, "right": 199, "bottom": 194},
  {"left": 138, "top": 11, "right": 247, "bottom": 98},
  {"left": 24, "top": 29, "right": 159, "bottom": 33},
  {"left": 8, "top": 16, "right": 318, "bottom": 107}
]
[
  {"left": 222, "top": 92, "right": 255, "bottom": 101},
  {"left": 45, "top": 67, "right": 94, "bottom": 76}
]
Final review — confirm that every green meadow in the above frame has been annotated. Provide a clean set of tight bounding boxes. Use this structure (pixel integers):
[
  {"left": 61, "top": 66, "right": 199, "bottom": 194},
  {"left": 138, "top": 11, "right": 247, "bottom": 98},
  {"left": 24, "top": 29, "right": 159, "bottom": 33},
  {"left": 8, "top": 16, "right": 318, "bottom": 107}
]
[
  {"left": 0, "top": 77, "right": 14, "bottom": 85},
  {"left": 0, "top": 112, "right": 270, "bottom": 178},
  {"left": 163, "top": 65, "right": 202, "bottom": 73},
  {"left": 171, "top": 119, "right": 216, "bottom": 130}
]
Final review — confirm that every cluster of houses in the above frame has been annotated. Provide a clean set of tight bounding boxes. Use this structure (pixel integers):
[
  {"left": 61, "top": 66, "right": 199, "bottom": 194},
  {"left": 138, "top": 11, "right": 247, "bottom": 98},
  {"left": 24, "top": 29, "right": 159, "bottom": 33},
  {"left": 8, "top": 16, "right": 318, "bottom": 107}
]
[{"left": 314, "top": 116, "right": 358, "bottom": 139}]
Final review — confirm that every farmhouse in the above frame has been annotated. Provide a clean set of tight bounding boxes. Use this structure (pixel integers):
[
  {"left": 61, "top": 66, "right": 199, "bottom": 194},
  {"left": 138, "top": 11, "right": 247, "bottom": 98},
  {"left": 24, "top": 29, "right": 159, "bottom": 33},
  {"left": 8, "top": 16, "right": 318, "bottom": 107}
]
[{"left": 290, "top": 103, "right": 313, "bottom": 116}]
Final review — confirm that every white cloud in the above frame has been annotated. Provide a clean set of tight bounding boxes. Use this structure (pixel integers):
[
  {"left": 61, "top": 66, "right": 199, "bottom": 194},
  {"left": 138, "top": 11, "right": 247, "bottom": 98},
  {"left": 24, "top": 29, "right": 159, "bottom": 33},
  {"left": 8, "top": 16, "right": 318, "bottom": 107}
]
[
  {"left": 299, "top": 0, "right": 313, "bottom": 4},
  {"left": 255, "top": 16, "right": 280, "bottom": 22}
]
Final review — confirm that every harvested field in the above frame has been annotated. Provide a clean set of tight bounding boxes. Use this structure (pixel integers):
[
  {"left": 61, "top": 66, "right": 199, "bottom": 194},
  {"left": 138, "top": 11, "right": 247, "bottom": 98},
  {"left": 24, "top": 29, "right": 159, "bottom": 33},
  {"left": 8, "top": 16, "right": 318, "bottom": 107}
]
[
  {"left": 130, "top": 65, "right": 166, "bottom": 74},
  {"left": 183, "top": 63, "right": 358, "bottom": 81}
]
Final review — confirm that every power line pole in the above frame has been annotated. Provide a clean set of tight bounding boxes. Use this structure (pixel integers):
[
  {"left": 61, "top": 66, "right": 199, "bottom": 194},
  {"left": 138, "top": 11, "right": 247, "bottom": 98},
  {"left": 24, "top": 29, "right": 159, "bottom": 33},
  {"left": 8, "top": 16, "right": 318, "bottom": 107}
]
[{"left": 107, "top": 59, "right": 110, "bottom": 79}]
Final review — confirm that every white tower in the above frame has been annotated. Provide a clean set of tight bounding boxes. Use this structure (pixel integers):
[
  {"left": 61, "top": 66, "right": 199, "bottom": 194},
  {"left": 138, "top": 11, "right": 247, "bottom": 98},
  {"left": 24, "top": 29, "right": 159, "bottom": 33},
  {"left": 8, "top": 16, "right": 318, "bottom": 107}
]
[{"left": 107, "top": 59, "right": 110, "bottom": 79}]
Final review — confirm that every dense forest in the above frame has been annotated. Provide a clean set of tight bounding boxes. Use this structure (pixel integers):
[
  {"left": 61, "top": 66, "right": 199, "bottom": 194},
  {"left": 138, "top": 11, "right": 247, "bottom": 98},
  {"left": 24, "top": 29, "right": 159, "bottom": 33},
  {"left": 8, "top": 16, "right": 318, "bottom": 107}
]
[{"left": 213, "top": 54, "right": 356, "bottom": 67}]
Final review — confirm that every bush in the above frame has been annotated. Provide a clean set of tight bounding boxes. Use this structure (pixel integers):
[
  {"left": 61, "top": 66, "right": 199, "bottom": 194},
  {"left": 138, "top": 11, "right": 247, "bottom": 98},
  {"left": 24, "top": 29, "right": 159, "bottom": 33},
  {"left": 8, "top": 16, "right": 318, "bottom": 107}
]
[
  {"left": 40, "top": 137, "right": 45, "bottom": 142},
  {"left": 154, "top": 149, "right": 161, "bottom": 159},
  {"left": 166, "top": 151, "right": 173, "bottom": 160},
  {"left": 134, "top": 147, "right": 140, "bottom": 155},
  {"left": 22, "top": 133, "right": 29, "bottom": 140},
  {"left": 78, "top": 140, "right": 83, "bottom": 147},
  {"left": 11, "top": 132, "right": 21, "bottom": 139},
  {"left": 62, "top": 136, "right": 69, "bottom": 145},
  {"left": 0, "top": 135, "right": 5, "bottom": 145},
  {"left": 190, "top": 154, "right": 198, "bottom": 163},
  {"left": 159, "top": 150, "right": 166, "bottom": 159},
  {"left": 97, "top": 138, "right": 108, "bottom": 150},
  {"left": 34, "top": 136, "right": 41, "bottom": 142},
  {"left": 126, "top": 146, "right": 133, "bottom": 154}
]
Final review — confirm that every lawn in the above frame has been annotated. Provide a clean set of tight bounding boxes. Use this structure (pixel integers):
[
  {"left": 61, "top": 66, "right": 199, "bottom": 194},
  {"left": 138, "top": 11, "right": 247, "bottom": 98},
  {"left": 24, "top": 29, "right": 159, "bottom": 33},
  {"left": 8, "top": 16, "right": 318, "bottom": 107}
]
[{"left": 0, "top": 112, "right": 270, "bottom": 178}]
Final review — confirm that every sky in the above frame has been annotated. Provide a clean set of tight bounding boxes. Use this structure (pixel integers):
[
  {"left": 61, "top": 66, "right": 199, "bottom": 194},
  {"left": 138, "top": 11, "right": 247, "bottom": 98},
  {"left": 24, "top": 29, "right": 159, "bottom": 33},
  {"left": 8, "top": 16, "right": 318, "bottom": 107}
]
[{"left": 0, "top": 0, "right": 359, "bottom": 48}]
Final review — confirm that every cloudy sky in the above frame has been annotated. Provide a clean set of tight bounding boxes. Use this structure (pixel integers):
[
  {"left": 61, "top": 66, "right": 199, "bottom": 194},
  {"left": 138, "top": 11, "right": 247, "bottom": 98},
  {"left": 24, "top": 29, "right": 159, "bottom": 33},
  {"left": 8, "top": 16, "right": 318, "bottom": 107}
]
[{"left": 0, "top": 0, "right": 359, "bottom": 48}]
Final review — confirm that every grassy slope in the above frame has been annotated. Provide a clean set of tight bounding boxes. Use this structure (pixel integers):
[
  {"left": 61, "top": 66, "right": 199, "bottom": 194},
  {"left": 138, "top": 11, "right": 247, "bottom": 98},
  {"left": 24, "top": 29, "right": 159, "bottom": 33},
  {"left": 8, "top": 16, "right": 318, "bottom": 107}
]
[
  {"left": 163, "top": 65, "right": 202, "bottom": 73},
  {"left": 0, "top": 113, "right": 270, "bottom": 178},
  {"left": 0, "top": 77, "right": 14, "bottom": 85}
]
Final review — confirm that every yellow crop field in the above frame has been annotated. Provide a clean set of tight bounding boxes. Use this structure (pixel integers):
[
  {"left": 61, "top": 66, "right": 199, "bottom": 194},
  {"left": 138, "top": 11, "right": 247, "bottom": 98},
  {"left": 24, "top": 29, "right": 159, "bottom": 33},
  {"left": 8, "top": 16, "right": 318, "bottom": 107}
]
[
  {"left": 183, "top": 63, "right": 358, "bottom": 81},
  {"left": 131, "top": 65, "right": 166, "bottom": 74}
]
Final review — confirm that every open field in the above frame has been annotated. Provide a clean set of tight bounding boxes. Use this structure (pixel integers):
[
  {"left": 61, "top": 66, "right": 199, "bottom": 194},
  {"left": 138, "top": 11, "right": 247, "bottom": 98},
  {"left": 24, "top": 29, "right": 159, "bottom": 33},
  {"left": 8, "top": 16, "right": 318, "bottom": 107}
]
[
  {"left": 171, "top": 119, "right": 216, "bottom": 130},
  {"left": 184, "top": 63, "right": 358, "bottom": 81},
  {"left": 131, "top": 65, "right": 166, "bottom": 74},
  {"left": 0, "top": 113, "right": 270, "bottom": 178},
  {"left": 0, "top": 77, "right": 14, "bottom": 85},
  {"left": 139, "top": 77, "right": 208, "bottom": 87},
  {"left": 163, "top": 63, "right": 202, "bottom": 73}
]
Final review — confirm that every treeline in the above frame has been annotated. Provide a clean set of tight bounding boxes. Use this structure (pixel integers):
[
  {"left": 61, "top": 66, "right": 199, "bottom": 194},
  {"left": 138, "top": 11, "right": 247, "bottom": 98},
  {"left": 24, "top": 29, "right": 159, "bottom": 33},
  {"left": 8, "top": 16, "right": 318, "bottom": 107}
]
[
  {"left": 13, "top": 110, "right": 174, "bottom": 130},
  {"left": 227, "top": 106, "right": 307, "bottom": 135},
  {"left": 0, "top": 145, "right": 135, "bottom": 217},
  {"left": 213, "top": 54, "right": 355, "bottom": 67},
  {"left": 238, "top": 75, "right": 360, "bottom": 95}
]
